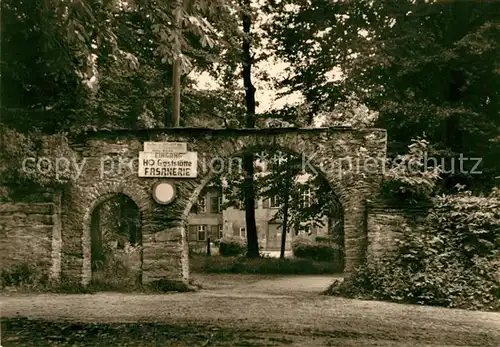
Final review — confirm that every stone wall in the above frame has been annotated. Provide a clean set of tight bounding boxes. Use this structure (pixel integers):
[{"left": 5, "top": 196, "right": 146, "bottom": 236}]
[
  {"left": 62, "top": 127, "right": 387, "bottom": 285},
  {"left": 0, "top": 200, "right": 61, "bottom": 280},
  {"left": 366, "top": 201, "right": 430, "bottom": 262}
]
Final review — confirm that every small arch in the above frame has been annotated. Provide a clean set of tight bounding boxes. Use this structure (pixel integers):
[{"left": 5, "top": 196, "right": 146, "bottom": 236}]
[{"left": 82, "top": 191, "right": 145, "bottom": 286}]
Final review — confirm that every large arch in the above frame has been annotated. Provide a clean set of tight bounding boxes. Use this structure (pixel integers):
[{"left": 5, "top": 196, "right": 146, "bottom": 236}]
[
  {"left": 180, "top": 145, "right": 349, "bottom": 276},
  {"left": 180, "top": 142, "right": 377, "bottom": 281},
  {"left": 63, "top": 127, "right": 387, "bottom": 286}
]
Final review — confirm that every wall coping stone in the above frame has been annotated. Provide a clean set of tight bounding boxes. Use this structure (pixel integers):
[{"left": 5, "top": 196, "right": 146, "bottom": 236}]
[{"left": 71, "top": 126, "right": 386, "bottom": 142}]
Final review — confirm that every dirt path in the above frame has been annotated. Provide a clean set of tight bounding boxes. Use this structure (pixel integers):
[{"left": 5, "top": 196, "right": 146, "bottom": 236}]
[
  {"left": 190, "top": 273, "right": 339, "bottom": 295},
  {"left": 1, "top": 275, "right": 499, "bottom": 346}
]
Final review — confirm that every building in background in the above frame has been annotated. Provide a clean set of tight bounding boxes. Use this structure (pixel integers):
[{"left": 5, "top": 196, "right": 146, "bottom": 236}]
[
  {"left": 187, "top": 184, "right": 223, "bottom": 248},
  {"left": 187, "top": 160, "right": 337, "bottom": 251}
]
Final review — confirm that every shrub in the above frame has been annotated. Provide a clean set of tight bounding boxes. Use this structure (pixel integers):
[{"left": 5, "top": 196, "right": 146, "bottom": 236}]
[
  {"left": 91, "top": 247, "right": 143, "bottom": 291},
  {"left": 292, "top": 235, "right": 343, "bottom": 264},
  {"left": 218, "top": 236, "right": 246, "bottom": 257},
  {"left": 1, "top": 262, "right": 50, "bottom": 290},
  {"left": 382, "top": 137, "right": 441, "bottom": 204},
  {"left": 314, "top": 236, "right": 334, "bottom": 243},
  {"left": 332, "top": 191, "right": 500, "bottom": 311},
  {"left": 191, "top": 255, "right": 343, "bottom": 274}
]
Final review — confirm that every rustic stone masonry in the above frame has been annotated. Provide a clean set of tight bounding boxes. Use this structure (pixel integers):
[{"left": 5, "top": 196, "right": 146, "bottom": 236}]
[
  {"left": 59, "top": 127, "right": 387, "bottom": 286},
  {"left": 366, "top": 201, "right": 430, "bottom": 262},
  {"left": 0, "top": 200, "right": 62, "bottom": 280},
  {"left": 0, "top": 127, "right": 394, "bottom": 287}
]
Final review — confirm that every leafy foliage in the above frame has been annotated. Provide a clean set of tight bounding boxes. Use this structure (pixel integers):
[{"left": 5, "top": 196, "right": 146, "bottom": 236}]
[
  {"left": 0, "top": 0, "right": 241, "bottom": 133},
  {"left": 265, "top": 0, "right": 500, "bottom": 192},
  {"left": 319, "top": 94, "right": 379, "bottom": 128},
  {"left": 218, "top": 236, "right": 247, "bottom": 257},
  {"left": 382, "top": 137, "right": 441, "bottom": 204},
  {"left": 190, "top": 255, "right": 343, "bottom": 274},
  {"left": 291, "top": 235, "right": 343, "bottom": 264},
  {"left": 337, "top": 191, "right": 500, "bottom": 311},
  {"left": 256, "top": 151, "right": 342, "bottom": 235}
]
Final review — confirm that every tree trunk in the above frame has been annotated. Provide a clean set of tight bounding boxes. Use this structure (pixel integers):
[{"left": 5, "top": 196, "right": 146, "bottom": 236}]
[
  {"left": 170, "top": 0, "right": 189, "bottom": 128},
  {"left": 280, "top": 187, "right": 290, "bottom": 259},
  {"left": 241, "top": 0, "right": 259, "bottom": 258},
  {"left": 171, "top": 61, "right": 181, "bottom": 127},
  {"left": 243, "top": 154, "right": 259, "bottom": 258},
  {"left": 279, "top": 154, "right": 293, "bottom": 259}
]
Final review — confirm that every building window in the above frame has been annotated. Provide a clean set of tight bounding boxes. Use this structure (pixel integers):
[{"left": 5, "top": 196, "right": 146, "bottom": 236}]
[
  {"left": 198, "top": 196, "right": 207, "bottom": 213},
  {"left": 239, "top": 227, "right": 246, "bottom": 238},
  {"left": 218, "top": 197, "right": 223, "bottom": 213},
  {"left": 270, "top": 195, "right": 280, "bottom": 208},
  {"left": 197, "top": 225, "right": 206, "bottom": 241},
  {"left": 218, "top": 224, "right": 224, "bottom": 239},
  {"left": 302, "top": 188, "right": 312, "bottom": 208},
  {"left": 210, "top": 196, "right": 219, "bottom": 214}
]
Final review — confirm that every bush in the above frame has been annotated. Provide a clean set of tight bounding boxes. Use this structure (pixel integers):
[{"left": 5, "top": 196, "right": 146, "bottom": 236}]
[
  {"left": 1, "top": 262, "right": 50, "bottom": 290},
  {"left": 292, "top": 235, "right": 343, "bottom": 264},
  {"left": 219, "top": 236, "right": 246, "bottom": 257},
  {"left": 314, "top": 236, "right": 334, "bottom": 243},
  {"left": 382, "top": 137, "right": 441, "bottom": 204},
  {"left": 332, "top": 191, "right": 500, "bottom": 311},
  {"left": 91, "top": 247, "right": 144, "bottom": 291},
  {"left": 189, "top": 243, "right": 210, "bottom": 257},
  {"left": 190, "top": 255, "right": 343, "bottom": 274}
]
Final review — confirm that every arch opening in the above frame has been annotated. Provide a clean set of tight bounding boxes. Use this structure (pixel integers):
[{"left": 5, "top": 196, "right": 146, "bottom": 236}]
[
  {"left": 184, "top": 145, "right": 346, "bottom": 278},
  {"left": 88, "top": 193, "right": 143, "bottom": 289}
]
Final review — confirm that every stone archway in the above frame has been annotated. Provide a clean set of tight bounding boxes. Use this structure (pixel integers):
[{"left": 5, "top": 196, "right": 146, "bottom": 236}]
[
  {"left": 181, "top": 144, "right": 370, "bottom": 281},
  {"left": 60, "top": 179, "right": 153, "bottom": 286},
  {"left": 81, "top": 188, "right": 150, "bottom": 286},
  {"left": 88, "top": 193, "right": 142, "bottom": 288},
  {"left": 63, "top": 127, "right": 387, "bottom": 286}
]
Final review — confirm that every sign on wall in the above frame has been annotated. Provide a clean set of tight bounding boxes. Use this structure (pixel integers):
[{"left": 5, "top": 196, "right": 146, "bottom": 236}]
[
  {"left": 151, "top": 181, "right": 177, "bottom": 205},
  {"left": 138, "top": 151, "right": 197, "bottom": 178},
  {"left": 143, "top": 142, "right": 187, "bottom": 153}
]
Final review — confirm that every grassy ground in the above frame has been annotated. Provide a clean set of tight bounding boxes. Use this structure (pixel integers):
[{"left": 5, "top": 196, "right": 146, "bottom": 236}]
[
  {"left": 7, "top": 315, "right": 494, "bottom": 347},
  {"left": 1, "top": 274, "right": 499, "bottom": 346},
  {"left": 2, "top": 318, "right": 429, "bottom": 347},
  {"left": 190, "top": 254, "right": 343, "bottom": 274},
  {"left": 1, "top": 318, "right": 308, "bottom": 347}
]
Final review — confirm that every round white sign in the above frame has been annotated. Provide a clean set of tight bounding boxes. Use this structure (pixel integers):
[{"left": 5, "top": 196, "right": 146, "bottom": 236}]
[{"left": 152, "top": 182, "right": 176, "bottom": 205}]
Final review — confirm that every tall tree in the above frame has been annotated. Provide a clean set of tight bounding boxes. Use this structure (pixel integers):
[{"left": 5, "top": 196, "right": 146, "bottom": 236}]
[
  {"left": 265, "top": 0, "right": 500, "bottom": 193},
  {"left": 259, "top": 152, "right": 343, "bottom": 256},
  {"left": 0, "top": 0, "right": 227, "bottom": 133},
  {"left": 240, "top": 0, "right": 259, "bottom": 258}
]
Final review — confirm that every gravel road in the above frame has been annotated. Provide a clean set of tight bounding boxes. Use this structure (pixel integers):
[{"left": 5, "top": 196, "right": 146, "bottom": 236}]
[{"left": 1, "top": 274, "right": 499, "bottom": 346}]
